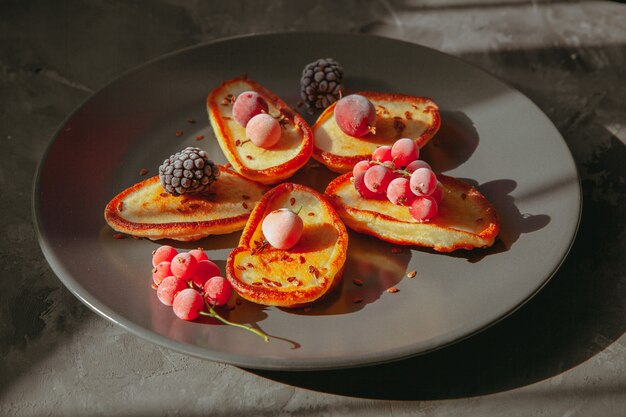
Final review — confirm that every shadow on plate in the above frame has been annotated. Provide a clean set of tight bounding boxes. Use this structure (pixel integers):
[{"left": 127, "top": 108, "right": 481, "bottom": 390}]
[
  {"left": 444, "top": 178, "right": 551, "bottom": 263},
  {"left": 282, "top": 231, "right": 411, "bottom": 316},
  {"left": 421, "top": 110, "right": 480, "bottom": 172}
]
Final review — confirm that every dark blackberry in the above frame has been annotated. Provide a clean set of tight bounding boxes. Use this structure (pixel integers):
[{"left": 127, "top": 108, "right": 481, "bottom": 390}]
[
  {"left": 158, "top": 147, "right": 220, "bottom": 195},
  {"left": 300, "top": 58, "right": 344, "bottom": 112}
]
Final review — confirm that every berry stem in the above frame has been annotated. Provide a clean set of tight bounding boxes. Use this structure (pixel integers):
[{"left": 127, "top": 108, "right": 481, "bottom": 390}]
[
  {"left": 371, "top": 159, "right": 411, "bottom": 178},
  {"left": 199, "top": 302, "right": 269, "bottom": 342}
]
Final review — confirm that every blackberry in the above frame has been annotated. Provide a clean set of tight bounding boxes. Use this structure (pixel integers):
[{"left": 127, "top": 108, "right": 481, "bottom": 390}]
[
  {"left": 300, "top": 58, "right": 344, "bottom": 112},
  {"left": 158, "top": 147, "right": 219, "bottom": 195}
]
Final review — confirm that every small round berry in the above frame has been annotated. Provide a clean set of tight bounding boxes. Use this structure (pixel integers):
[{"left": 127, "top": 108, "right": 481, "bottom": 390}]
[
  {"left": 157, "top": 276, "right": 188, "bottom": 306},
  {"left": 232, "top": 91, "right": 269, "bottom": 127},
  {"left": 409, "top": 195, "right": 438, "bottom": 222},
  {"left": 334, "top": 94, "right": 377, "bottom": 137},
  {"left": 406, "top": 160, "right": 432, "bottom": 174},
  {"left": 188, "top": 248, "right": 209, "bottom": 263},
  {"left": 354, "top": 172, "right": 381, "bottom": 199},
  {"left": 193, "top": 259, "right": 221, "bottom": 287},
  {"left": 410, "top": 167, "right": 438, "bottom": 196},
  {"left": 262, "top": 208, "right": 304, "bottom": 250},
  {"left": 431, "top": 182, "right": 444, "bottom": 204},
  {"left": 352, "top": 160, "right": 371, "bottom": 178},
  {"left": 372, "top": 146, "right": 393, "bottom": 163},
  {"left": 391, "top": 138, "right": 419, "bottom": 167},
  {"left": 364, "top": 165, "right": 394, "bottom": 194},
  {"left": 152, "top": 261, "right": 172, "bottom": 285},
  {"left": 386, "top": 177, "right": 415, "bottom": 206},
  {"left": 172, "top": 288, "right": 204, "bottom": 321},
  {"left": 246, "top": 113, "right": 281, "bottom": 148},
  {"left": 152, "top": 245, "right": 178, "bottom": 267},
  {"left": 170, "top": 252, "right": 198, "bottom": 281},
  {"left": 203, "top": 276, "right": 232, "bottom": 306}
]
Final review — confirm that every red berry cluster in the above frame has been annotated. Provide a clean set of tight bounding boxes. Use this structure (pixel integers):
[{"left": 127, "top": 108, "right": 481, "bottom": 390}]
[
  {"left": 152, "top": 245, "right": 232, "bottom": 320},
  {"left": 151, "top": 245, "right": 268, "bottom": 341},
  {"left": 352, "top": 138, "right": 443, "bottom": 222}
]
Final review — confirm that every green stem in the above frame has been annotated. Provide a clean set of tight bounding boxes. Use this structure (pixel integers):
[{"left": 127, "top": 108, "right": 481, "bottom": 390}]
[{"left": 199, "top": 303, "right": 269, "bottom": 342}]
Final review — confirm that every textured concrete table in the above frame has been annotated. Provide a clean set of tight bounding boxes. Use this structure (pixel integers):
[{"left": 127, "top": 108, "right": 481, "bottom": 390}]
[{"left": 1, "top": 1, "right": 625, "bottom": 415}]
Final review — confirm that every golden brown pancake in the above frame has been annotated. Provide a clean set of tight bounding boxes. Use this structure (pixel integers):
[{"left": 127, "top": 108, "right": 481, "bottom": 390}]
[
  {"left": 104, "top": 166, "right": 267, "bottom": 241},
  {"left": 312, "top": 91, "right": 440, "bottom": 173},
  {"left": 207, "top": 76, "right": 313, "bottom": 184},
  {"left": 325, "top": 173, "right": 498, "bottom": 252},
  {"left": 226, "top": 183, "right": 348, "bottom": 307}
]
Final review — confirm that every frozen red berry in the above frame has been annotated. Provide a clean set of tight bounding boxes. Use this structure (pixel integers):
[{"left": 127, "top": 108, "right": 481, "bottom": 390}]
[
  {"left": 391, "top": 138, "right": 419, "bottom": 167},
  {"left": 157, "top": 276, "right": 188, "bottom": 306},
  {"left": 170, "top": 252, "right": 198, "bottom": 280},
  {"left": 152, "top": 245, "right": 178, "bottom": 267},
  {"left": 386, "top": 177, "right": 415, "bottom": 206},
  {"left": 352, "top": 160, "right": 371, "bottom": 178},
  {"left": 188, "top": 248, "right": 209, "bottom": 263},
  {"left": 353, "top": 172, "right": 381, "bottom": 199},
  {"left": 262, "top": 209, "right": 304, "bottom": 250},
  {"left": 172, "top": 288, "right": 204, "bottom": 320},
  {"left": 364, "top": 165, "right": 394, "bottom": 194},
  {"left": 232, "top": 91, "right": 269, "bottom": 127},
  {"left": 409, "top": 195, "right": 438, "bottom": 222},
  {"left": 334, "top": 94, "right": 377, "bottom": 137},
  {"left": 193, "top": 259, "right": 221, "bottom": 287},
  {"left": 246, "top": 113, "right": 281, "bottom": 148},
  {"left": 152, "top": 261, "right": 172, "bottom": 285},
  {"left": 372, "top": 146, "right": 393, "bottom": 163},
  {"left": 410, "top": 167, "right": 437, "bottom": 196},
  {"left": 203, "top": 276, "right": 232, "bottom": 306}
]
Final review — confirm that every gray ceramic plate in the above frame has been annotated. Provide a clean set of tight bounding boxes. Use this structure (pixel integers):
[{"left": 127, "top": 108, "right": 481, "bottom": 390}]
[{"left": 34, "top": 33, "right": 581, "bottom": 370}]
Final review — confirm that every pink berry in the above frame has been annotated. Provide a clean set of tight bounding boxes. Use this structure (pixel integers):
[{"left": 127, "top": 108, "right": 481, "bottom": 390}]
[
  {"left": 354, "top": 172, "right": 382, "bottom": 199},
  {"left": 157, "top": 276, "right": 188, "bottom": 306},
  {"left": 406, "top": 160, "right": 432, "bottom": 173},
  {"left": 334, "top": 94, "right": 377, "bottom": 137},
  {"left": 246, "top": 113, "right": 281, "bottom": 148},
  {"left": 203, "top": 276, "right": 232, "bottom": 306},
  {"left": 386, "top": 177, "right": 415, "bottom": 206},
  {"left": 431, "top": 182, "right": 444, "bottom": 204},
  {"left": 152, "top": 261, "right": 172, "bottom": 285},
  {"left": 391, "top": 138, "right": 419, "bottom": 167},
  {"left": 170, "top": 252, "right": 198, "bottom": 281},
  {"left": 372, "top": 146, "right": 393, "bottom": 163},
  {"left": 409, "top": 195, "right": 438, "bottom": 222},
  {"left": 352, "top": 160, "right": 371, "bottom": 178},
  {"left": 262, "top": 208, "right": 304, "bottom": 250},
  {"left": 193, "top": 259, "right": 221, "bottom": 287},
  {"left": 364, "top": 165, "right": 394, "bottom": 194},
  {"left": 172, "top": 288, "right": 204, "bottom": 321},
  {"left": 188, "top": 248, "right": 209, "bottom": 263},
  {"left": 410, "top": 167, "right": 438, "bottom": 196},
  {"left": 152, "top": 245, "right": 178, "bottom": 267},
  {"left": 232, "top": 91, "right": 269, "bottom": 127}
]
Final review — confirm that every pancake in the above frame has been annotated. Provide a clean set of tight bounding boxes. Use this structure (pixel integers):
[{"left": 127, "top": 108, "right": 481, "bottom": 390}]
[
  {"left": 104, "top": 166, "right": 267, "bottom": 241},
  {"left": 226, "top": 183, "right": 348, "bottom": 307},
  {"left": 207, "top": 76, "right": 313, "bottom": 184},
  {"left": 325, "top": 173, "right": 499, "bottom": 252},
  {"left": 313, "top": 92, "right": 440, "bottom": 173}
]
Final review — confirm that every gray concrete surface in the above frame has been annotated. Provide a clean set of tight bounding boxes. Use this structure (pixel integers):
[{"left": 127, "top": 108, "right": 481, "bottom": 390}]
[{"left": 1, "top": 0, "right": 625, "bottom": 415}]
